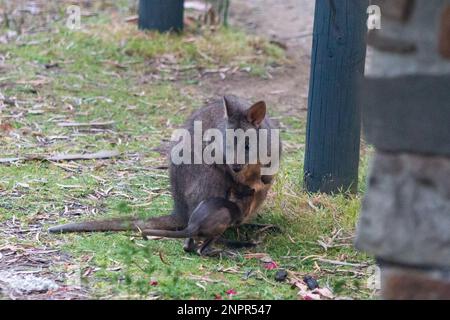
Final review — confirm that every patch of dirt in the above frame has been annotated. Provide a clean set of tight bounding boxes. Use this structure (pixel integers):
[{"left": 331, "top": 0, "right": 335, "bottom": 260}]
[{"left": 194, "top": 0, "right": 314, "bottom": 117}]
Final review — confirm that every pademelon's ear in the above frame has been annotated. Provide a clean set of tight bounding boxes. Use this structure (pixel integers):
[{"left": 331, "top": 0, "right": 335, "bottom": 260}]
[
  {"left": 246, "top": 101, "right": 266, "bottom": 126},
  {"left": 223, "top": 96, "right": 232, "bottom": 118}
]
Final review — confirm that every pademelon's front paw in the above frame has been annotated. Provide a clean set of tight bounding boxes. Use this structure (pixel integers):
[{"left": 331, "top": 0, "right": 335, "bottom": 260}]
[{"left": 183, "top": 238, "right": 197, "bottom": 253}]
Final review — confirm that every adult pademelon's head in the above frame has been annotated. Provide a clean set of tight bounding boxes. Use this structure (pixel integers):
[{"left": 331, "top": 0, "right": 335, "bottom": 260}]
[{"left": 222, "top": 95, "right": 268, "bottom": 173}]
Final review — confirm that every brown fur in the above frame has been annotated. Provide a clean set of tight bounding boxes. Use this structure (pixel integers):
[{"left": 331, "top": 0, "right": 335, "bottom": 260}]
[{"left": 230, "top": 164, "right": 271, "bottom": 223}]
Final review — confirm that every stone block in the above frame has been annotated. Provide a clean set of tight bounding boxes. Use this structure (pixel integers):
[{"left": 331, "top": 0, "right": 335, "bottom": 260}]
[
  {"left": 355, "top": 151, "right": 450, "bottom": 268},
  {"left": 439, "top": 6, "right": 450, "bottom": 59},
  {"left": 372, "top": 0, "right": 415, "bottom": 22},
  {"left": 381, "top": 264, "right": 450, "bottom": 299}
]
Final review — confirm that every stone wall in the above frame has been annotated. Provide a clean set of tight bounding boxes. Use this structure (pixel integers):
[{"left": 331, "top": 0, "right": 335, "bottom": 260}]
[{"left": 356, "top": 0, "right": 450, "bottom": 299}]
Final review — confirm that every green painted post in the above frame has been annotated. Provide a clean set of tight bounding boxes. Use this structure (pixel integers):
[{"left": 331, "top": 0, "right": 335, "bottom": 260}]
[
  {"left": 138, "top": 0, "right": 184, "bottom": 33},
  {"left": 304, "top": 0, "right": 368, "bottom": 194}
]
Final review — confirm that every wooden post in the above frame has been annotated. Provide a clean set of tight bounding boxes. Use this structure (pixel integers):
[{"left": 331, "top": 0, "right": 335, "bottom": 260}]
[
  {"left": 304, "top": 0, "right": 368, "bottom": 194},
  {"left": 138, "top": 0, "right": 184, "bottom": 33}
]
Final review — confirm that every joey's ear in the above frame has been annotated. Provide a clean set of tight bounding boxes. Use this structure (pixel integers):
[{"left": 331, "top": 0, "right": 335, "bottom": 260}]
[
  {"left": 246, "top": 101, "right": 266, "bottom": 126},
  {"left": 223, "top": 96, "right": 232, "bottom": 118}
]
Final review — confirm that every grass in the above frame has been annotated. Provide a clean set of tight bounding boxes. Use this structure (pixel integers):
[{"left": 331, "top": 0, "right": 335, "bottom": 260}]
[{"left": 0, "top": 4, "right": 375, "bottom": 300}]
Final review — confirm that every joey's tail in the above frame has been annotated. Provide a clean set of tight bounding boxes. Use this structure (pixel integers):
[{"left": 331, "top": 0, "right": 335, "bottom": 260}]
[
  {"left": 142, "top": 225, "right": 198, "bottom": 239},
  {"left": 48, "top": 214, "right": 185, "bottom": 234}
]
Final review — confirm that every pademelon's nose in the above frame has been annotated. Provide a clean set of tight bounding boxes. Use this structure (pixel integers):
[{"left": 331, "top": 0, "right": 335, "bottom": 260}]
[{"left": 232, "top": 164, "right": 243, "bottom": 172}]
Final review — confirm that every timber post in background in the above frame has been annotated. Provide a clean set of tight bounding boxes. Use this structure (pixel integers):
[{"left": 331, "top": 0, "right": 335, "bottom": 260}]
[
  {"left": 356, "top": 0, "right": 450, "bottom": 299},
  {"left": 304, "top": 0, "right": 368, "bottom": 194},
  {"left": 138, "top": 0, "right": 184, "bottom": 32}
]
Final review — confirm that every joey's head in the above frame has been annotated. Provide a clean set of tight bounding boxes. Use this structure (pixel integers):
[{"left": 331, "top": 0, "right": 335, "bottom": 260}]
[{"left": 222, "top": 95, "right": 267, "bottom": 174}]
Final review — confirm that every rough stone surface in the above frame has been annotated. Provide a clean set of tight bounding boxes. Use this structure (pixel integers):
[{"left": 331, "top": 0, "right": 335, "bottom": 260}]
[
  {"left": 373, "top": 0, "right": 415, "bottom": 22},
  {"left": 361, "top": 75, "right": 450, "bottom": 156},
  {"left": 0, "top": 271, "right": 59, "bottom": 295},
  {"left": 381, "top": 265, "right": 450, "bottom": 300},
  {"left": 355, "top": 151, "right": 450, "bottom": 268},
  {"left": 365, "top": 0, "right": 450, "bottom": 77}
]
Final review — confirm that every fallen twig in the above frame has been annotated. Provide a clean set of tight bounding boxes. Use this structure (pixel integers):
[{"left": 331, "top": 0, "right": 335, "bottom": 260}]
[
  {"left": 48, "top": 150, "right": 120, "bottom": 161},
  {"left": 124, "top": 15, "right": 138, "bottom": 23},
  {"left": 0, "top": 150, "right": 120, "bottom": 164},
  {"left": 57, "top": 121, "right": 115, "bottom": 128},
  {"left": 315, "top": 258, "right": 368, "bottom": 268},
  {"left": 158, "top": 251, "right": 170, "bottom": 265}
]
